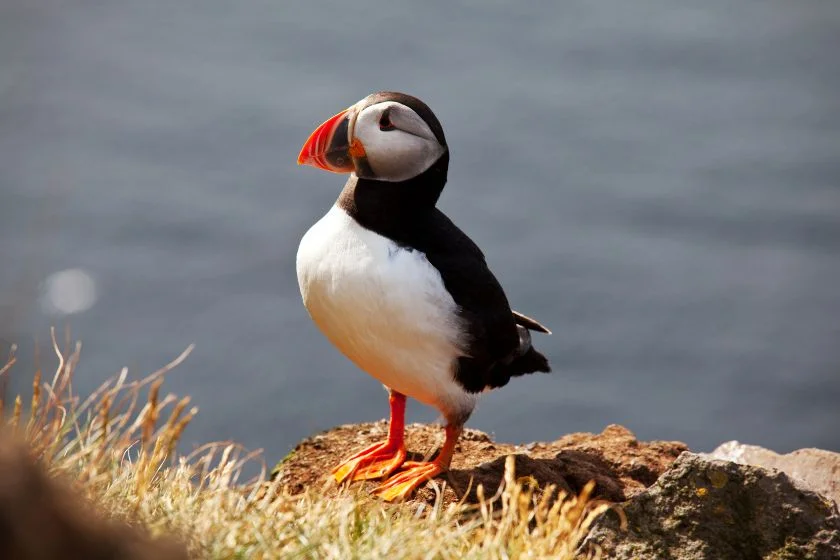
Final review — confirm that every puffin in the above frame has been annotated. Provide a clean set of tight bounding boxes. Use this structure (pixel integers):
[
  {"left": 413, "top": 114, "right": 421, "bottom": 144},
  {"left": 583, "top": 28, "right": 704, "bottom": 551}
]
[{"left": 296, "top": 91, "right": 551, "bottom": 501}]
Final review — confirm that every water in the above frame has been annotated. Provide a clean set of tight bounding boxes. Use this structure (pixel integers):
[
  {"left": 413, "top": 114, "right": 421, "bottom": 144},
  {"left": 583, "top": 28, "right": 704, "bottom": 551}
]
[{"left": 2, "top": 0, "right": 839, "bottom": 462}]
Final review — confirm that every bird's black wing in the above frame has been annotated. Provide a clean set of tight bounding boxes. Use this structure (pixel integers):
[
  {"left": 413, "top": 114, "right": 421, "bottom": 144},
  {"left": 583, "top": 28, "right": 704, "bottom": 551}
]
[{"left": 414, "top": 209, "right": 550, "bottom": 393}]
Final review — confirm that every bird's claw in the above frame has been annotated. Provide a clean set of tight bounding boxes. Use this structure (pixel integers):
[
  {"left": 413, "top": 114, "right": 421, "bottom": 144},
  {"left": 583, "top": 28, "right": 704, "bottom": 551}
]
[
  {"left": 332, "top": 441, "right": 407, "bottom": 484},
  {"left": 373, "top": 461, "right": 444, "bottom": 502}
]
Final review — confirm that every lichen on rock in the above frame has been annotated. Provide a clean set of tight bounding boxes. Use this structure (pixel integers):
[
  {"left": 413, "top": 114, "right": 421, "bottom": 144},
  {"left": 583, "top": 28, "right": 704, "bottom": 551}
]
[
  {"left": 580, "top": 453, "right": 840, "bottom": 560},
  {"left": 708, "top": 441, "right": 840, "bottom": 507}
]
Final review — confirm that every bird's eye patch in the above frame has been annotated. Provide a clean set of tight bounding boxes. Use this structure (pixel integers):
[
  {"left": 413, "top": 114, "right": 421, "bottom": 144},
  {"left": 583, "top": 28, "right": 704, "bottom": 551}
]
[{"left": 379, "top": 109, "right": 395, "bottom": 131}]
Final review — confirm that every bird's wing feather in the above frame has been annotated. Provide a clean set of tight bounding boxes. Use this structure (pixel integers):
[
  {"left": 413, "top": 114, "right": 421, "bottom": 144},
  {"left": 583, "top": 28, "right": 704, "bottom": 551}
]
[
  {"left": 512, "top": 310, "right": 551, "bottom": 334},
  {"left": 417, "top": 210, "right": 549, "bottom": 391}
]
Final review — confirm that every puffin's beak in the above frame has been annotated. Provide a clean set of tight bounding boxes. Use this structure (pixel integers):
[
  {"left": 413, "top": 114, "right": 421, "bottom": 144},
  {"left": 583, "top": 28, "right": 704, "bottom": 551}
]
[{"left": 297, "top": 109, "right": 357, "bottom": 173}]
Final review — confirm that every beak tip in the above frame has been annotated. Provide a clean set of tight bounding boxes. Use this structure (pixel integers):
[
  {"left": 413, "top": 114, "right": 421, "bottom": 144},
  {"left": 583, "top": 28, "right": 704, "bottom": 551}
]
[{"left": 296, "top": 108, "right": 353, "bottom": 173}]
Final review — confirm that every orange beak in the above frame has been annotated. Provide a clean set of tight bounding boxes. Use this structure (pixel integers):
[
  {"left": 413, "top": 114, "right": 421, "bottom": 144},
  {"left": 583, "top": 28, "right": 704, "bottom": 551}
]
[{"left": 297, "top": 109, "right": 357, "bottom": 173}]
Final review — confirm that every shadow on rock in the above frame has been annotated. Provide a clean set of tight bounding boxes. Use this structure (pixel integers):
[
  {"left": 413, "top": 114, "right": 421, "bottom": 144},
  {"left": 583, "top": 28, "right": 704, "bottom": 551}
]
[{"left": 273, "top": 422, "right": 688, "bottom": 507}]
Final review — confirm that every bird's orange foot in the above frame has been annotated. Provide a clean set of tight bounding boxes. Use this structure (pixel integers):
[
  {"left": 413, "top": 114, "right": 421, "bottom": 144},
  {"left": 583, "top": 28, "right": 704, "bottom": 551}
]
[
  {"left": 372, "top": 461, "right": 445, "bottom": 502},
  {"left": 332, "top": 441, "right": 407, "bottom": 484}
]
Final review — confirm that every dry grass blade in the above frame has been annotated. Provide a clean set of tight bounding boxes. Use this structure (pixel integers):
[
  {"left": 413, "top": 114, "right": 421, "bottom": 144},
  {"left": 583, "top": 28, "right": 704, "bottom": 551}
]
[{"left": 1, "top": 336, "right": 613, "bottom": 559}]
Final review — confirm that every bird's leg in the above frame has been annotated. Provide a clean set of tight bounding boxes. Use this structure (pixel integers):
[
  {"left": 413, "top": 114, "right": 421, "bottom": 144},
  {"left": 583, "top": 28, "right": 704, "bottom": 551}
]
[
  {"left": 373, "top": 423, "right": 463, "bottom": 502},
  {"left": 332, "top": 391, "right": 408, "bottom": 484}
]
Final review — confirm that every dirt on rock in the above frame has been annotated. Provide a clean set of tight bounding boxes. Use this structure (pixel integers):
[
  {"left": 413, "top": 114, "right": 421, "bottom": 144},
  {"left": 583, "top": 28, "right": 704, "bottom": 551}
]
[{"left": 272, "top": 422, "right": 688, "bottom": 506}]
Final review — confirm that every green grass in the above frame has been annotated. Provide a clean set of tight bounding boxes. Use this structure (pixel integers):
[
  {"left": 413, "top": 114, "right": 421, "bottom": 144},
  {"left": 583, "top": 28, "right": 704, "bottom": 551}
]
[{"left": 1, "top": 330, "right": 612, "bottom": 559}]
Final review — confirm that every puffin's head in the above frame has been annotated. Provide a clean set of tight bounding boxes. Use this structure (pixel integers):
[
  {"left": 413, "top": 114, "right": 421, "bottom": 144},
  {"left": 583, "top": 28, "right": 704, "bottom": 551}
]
[{"left": 297, "top": 92, "right": 447, "bottom": 183}]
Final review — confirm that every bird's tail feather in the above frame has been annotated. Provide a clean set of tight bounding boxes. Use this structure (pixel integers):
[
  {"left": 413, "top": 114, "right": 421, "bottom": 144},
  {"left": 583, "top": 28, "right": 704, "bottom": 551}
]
[
  {"left": 509, "top": 325, "right": 551, "bottom": 375},
  {"left": 509, "top": 346, "right": 550, "bottom": 375}
]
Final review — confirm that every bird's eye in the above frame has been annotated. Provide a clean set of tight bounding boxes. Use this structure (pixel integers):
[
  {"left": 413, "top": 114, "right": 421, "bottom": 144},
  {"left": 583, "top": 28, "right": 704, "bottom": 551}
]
[{"left": 379, "top": 110, "right": 395, "bottom": 131}]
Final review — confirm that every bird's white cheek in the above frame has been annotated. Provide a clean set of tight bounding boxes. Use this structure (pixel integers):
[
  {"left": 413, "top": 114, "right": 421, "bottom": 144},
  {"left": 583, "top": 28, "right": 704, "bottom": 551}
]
[
  {"left": 365, "top": 136, "right": 443, "bottom": 182},
  {"left": 367, "top": 140, "right": 415, "bottom": 176}
]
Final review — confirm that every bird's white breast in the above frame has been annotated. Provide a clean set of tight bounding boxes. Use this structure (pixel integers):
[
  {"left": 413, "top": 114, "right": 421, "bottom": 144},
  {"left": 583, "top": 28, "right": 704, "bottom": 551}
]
[{"left": 296, "top": 205, "right": 475, "bottom": 418}]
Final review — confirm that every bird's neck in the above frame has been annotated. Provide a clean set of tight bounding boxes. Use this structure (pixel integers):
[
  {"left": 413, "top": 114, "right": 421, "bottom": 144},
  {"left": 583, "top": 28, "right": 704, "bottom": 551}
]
[{"left": 337, "top": 153, "right": 449, "bottom": 234}]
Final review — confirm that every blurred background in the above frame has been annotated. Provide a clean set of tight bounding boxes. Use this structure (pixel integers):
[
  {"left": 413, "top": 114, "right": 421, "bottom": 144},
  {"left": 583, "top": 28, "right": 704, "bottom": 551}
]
[{"left": 1, "top": 0, "right": 839, "bottom": 463}]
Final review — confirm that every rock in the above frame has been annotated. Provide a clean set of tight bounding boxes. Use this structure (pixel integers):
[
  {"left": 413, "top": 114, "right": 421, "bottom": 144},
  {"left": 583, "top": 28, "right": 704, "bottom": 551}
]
[
  {"left": 272, "top": 422, "right": 687, "bottom": 507},
  {"left": 0, "top": 430, "right": 188, "bottom": 560},
  {"left": 708, "top": 441, "right": 840, "bottom": 507},
  {"left": 581, "top": 453, "right": 840, "bottom": 560}
]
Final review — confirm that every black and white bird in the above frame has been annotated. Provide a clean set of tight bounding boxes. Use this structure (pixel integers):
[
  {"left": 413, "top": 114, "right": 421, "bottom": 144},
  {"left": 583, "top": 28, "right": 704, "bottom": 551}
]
[{"left": 296, "top": 91, "right": 551, "bottom": 501}]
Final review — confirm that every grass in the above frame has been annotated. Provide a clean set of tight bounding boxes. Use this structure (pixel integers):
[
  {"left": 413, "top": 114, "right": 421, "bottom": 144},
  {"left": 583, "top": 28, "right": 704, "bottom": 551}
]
[{"left": 0, "top": 330, "right": 614, "bottom": 559}]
